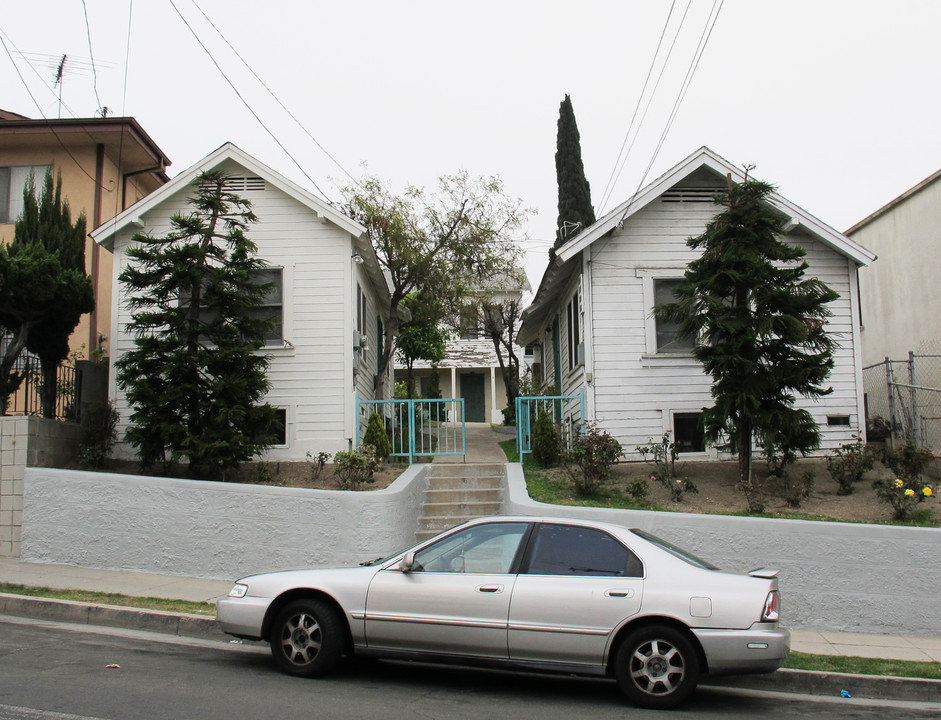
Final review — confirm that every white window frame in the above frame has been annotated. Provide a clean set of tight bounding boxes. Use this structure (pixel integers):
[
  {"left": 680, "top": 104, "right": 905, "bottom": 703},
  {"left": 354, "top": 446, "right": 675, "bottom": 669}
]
[{"left": 638, "top": 268, "right": 697, "bottom": 360}]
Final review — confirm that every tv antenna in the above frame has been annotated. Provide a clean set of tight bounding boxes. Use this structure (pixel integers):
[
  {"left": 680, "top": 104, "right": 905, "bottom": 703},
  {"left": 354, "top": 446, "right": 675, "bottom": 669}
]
[{"left": 53, "top": 54, "right": 68, "bottom": 118}]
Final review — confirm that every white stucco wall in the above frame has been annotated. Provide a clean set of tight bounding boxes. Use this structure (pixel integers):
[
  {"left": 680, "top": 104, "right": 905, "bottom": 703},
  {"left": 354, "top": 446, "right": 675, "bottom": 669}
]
[
  {"left": 21, "top": 465, "right": 429, "bottom": 579},
  {"left": 504, "top": 465, "right": 940, "bottom": 637}
]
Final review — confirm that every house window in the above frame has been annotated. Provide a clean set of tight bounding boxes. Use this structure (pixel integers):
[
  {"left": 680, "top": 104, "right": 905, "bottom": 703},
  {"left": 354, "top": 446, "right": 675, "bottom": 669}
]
[
  {"left": 567, "top": 292, "right": 581, "bottom": 369},
  {"left": 673, "top": 412, "right": 705, "bottom": 453},
  {"left": 254, "top": 268, "right": 283, "bottom": 344},
  {"left": 376, "top": 316, "right": 384, "bottom": 374},
  {"left": 827, "top": 415, "right": 851, "bottom": 427},
  {"left": 0, "top": 165, "right": 50, "bottom": 223},
  {"left": 356, "top": 283, "right": 367, "bottom": 336},
  {"left": 271, "top": 408, "right": 287, "bottom": 445},
  {"left": 182, "top": 267, "right": 283, "bottom": 344},
  {"left": 653, "top": 279, "right": 695, "bottom": 353}
]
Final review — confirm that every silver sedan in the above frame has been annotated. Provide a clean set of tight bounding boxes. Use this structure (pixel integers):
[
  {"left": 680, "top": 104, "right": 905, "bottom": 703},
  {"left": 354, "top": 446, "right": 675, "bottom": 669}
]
[{"left": 217, "top": 516, "right": 789, "bottom": 709}]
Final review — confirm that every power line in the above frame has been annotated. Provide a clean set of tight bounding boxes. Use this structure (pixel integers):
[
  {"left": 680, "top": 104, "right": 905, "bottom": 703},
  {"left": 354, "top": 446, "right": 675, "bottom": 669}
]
[
  {"left": 167, "top": 0, "right": 334, "bottom": 202},
  {"left": 615, "top": 0, "right": 725, "bottom": 229},
  {"left": 0, "top": 30, "right": 110, "bottom": 190},
  {"left": 187, "top": 0, "right": 358, "bottom": 187},
  {"left": 598, "top": 0, "right": 682, "bottom": 214}
]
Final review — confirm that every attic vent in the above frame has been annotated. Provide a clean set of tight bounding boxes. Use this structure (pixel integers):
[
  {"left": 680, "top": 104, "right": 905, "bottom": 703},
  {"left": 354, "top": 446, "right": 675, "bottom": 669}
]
[
  {"left": 661, "top": 188, "right": 720, "bottom": 203},
  {"left": 223, "top": 176, "right": 266, "bottom": 192}
]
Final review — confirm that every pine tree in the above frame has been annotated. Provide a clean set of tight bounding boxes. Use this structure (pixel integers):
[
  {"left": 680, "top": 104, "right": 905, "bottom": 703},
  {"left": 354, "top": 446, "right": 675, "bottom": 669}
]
[
  {"left": 553, "top": 94, "right": 595, "bottom": 249},
  {"left": 115, "top": 170, "right": 279, "bottom": 478},
  {"left": 658, "top": 177, "right": 840, "bottom": 510},
  {"left": 16, "top": 169, "right": 94, "bottom": 418}
]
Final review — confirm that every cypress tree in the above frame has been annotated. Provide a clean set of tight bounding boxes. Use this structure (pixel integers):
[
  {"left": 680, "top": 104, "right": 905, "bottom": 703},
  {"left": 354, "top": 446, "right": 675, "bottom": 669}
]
[{"left": 554, "top": 94, "right": 596, "bottom": 250}]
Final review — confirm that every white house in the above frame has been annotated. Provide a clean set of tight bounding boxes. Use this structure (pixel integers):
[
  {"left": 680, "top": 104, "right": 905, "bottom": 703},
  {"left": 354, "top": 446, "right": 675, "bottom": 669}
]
[
  {"left": 91, "top": 142, "right": 392, "bottom": 461},
  {"left": 397, "top": 272, "right": 531, "bottom": 424},
  {"left": 518, "top": 147, "right": 876, "bottom": 459}
]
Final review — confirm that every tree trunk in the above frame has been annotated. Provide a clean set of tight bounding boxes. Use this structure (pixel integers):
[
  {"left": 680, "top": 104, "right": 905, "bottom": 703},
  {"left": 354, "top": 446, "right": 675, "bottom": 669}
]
[{"left": 40, "top": 358, "right": 58, "bottom": 419}]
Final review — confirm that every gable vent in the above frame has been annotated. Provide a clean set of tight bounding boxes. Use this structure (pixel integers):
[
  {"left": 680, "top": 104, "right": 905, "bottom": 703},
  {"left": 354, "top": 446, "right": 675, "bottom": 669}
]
[
  {"left": 223, "top": 176, "right": 266, "bottom": 192},
  {"left": 661, "top": 187, "right": 720, "bottom": 203}
]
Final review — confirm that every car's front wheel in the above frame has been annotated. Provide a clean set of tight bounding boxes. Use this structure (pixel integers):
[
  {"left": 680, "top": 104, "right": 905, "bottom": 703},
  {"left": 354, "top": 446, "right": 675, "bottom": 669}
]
[
  {"left": 614, "top": 624, "right": 700, "bottom": 709},
  {"left": 270, "top": 599, "right": 344, "bottom": 678}
]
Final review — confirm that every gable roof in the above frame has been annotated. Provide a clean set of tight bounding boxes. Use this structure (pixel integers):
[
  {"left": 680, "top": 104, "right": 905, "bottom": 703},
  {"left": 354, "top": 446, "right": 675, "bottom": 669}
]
[
  {"left": 520, "top": 146, "right": 875, "bottom": 344},
  {"left": 91, "top": 142, "right": 390, "bottom": 295},
  {"left": 845, "top": 166, "right": 941, "bottom": 235}
]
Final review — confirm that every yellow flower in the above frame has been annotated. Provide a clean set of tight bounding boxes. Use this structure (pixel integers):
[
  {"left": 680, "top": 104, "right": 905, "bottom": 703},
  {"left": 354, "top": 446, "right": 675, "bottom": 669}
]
[
  {"left": 924, "top": 487, "right": 934, "bottom": 497},
  {"left": 894, "top": 478, "right": 904, "bottom": 488},
  {"left": 904, "top": 488, "right": 915, "bottom": 497}
]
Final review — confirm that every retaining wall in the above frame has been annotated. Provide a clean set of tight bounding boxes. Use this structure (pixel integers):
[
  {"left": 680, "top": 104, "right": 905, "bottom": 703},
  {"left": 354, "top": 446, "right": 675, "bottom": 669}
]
[
  {"left": 1, "top": 416, "right": 82, "bottom": 557},
  {"left": 504, "top": 465, "right": 940, "bottom": 637},
  {"left": 21, "top": 465, "right": 429, "bottom": 579}
]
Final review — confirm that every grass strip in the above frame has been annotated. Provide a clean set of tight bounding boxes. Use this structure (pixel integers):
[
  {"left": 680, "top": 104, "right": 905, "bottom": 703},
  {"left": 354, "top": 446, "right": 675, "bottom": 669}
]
[
  {"left": 1, "top": 584, "right": 936, "bottom": 680},
  {"left": 785, "top": 651, "right": 941, "bottom": 680},
  {"left": 0, "top": 583, "right": 216, "bottom": 616}
]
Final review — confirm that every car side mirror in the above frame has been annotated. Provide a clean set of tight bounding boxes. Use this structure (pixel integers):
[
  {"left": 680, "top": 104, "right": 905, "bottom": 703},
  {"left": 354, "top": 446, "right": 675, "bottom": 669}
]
[{"left": 399, "top": 551, "right": 416, "bottom": 573}]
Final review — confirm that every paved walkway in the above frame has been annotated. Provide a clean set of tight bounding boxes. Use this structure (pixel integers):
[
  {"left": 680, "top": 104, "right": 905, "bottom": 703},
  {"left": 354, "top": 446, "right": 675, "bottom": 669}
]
[{"left": 432, "top": 422, "right": 513, "bottom": 463}]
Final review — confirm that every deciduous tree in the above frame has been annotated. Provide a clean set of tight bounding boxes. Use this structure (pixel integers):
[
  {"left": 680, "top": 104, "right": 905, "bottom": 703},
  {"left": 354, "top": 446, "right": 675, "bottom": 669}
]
[{"left": 345, "top": 172, "right": 528, "bottom": 398}]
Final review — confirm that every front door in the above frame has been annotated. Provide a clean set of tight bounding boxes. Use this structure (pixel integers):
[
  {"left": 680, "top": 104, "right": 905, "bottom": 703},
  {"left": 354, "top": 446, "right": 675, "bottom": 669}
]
[
  {"left": 460, "top": 372, "right": 485, "bottom": 422},
  {"left": 364, "top": 522, "right": 530, "bottom": 658}
]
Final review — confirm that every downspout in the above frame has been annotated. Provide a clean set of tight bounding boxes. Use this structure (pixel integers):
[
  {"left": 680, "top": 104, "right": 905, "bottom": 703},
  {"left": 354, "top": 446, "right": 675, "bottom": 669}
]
[{"left": 89, "top": 144, "right": 105, "bottom": 352}]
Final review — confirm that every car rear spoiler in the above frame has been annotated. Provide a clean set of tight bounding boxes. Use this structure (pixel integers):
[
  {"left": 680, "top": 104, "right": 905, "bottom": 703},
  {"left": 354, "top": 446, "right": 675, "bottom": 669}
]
[{"left": 748, "top": 568, "right": 780, "bottom": 578}]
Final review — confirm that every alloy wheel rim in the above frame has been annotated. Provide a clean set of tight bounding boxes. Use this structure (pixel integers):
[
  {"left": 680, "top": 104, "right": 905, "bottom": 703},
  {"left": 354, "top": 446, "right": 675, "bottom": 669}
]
[{"left": 630, "top": 638, "right": 685, "bottom": 696}]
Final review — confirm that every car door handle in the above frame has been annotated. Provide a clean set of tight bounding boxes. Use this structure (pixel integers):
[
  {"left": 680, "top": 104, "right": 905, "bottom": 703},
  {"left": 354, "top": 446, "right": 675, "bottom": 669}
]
[
  {"left": 605, "top": 589, "right": 635, "bottom": 598},
  {"left": 477, "top": 585, "right": 504, "bottom": 593}
]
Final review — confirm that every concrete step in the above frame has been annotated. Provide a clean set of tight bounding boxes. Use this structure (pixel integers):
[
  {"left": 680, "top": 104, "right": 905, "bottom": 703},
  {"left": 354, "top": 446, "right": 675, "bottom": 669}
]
[
  {"left": 428, "top": 464, "right": 505, "bottom": 479},
  {"left": 425, "top": 488, "right": 502, "bottom": 503},
  {"left": 419, "top": 515, "right": 483, "bottom": 534},
  {"left": 421, "top": 501, "right": 503, "bottom": 517},
  {"left": 425, "top": 475, "right": 503, "bottom": 490}
]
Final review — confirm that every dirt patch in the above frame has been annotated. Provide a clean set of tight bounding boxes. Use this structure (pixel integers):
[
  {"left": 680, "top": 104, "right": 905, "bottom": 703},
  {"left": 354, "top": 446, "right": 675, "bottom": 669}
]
[{"left": 540, "top": 457, "right": 940, "bottom": 525}]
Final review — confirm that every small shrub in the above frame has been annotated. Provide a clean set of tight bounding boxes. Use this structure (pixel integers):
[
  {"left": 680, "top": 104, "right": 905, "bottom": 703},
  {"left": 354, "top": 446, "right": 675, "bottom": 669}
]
[
  {"left": 531, "top": 409, "right": 561, "bottom": 468},
  {"left": 306, "top": 450, "right": 331, "bottom": 479},
  {"left": 882, "top": 441, "right": 934, "bottom": 481},
  {"left": 78, "top": 400, "right": 119, "bottom": 468},
  {"left": 866, "top": 415, "right": 892, "bottom": 442},
  {"left": 626, "top": 477, "right": 651, "bottom": 507},
  {"left": 873, "top": 477, "right": 936, "bottom": 520},
  {"left": 363, "top": 412, "right": 392, "bottom": 460},
  {"left": 246, "top": 462, "right": 281, "bottom": 485},
  {"left": 637, "top": 433, "right": 697, "bottom": 502},
  {"left": 333, "top": 445, "right": 381, "bottom": 488},
  {"left": 783, "top": 469, "right": 815, "bottom": 509},
  {"left": 562, "top": 423, "right": 624, "bottom": 496},
  {"left": 826, "top": 436, "right": 875, "bottom": 495}
]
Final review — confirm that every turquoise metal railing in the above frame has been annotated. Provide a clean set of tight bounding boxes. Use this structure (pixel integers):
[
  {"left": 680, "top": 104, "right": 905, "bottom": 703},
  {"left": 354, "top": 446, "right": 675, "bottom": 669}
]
[
  {"left": 516, "top": 390, "right": 586, "bottom": 458},
  {"left": 356, "top": 396, "right": 466, "bottom": 464}
]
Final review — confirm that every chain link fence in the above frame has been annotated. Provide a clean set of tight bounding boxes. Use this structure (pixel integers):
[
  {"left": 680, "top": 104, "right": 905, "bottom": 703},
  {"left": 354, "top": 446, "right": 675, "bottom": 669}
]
[{"left": 864, "top": 352, "right": 941, "bottom": 451}]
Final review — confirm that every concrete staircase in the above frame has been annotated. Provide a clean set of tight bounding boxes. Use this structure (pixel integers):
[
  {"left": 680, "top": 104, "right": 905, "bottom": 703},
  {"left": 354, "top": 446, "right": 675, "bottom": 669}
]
[{"left": 417, "top": 463, "right": 505, "bottom": 542}]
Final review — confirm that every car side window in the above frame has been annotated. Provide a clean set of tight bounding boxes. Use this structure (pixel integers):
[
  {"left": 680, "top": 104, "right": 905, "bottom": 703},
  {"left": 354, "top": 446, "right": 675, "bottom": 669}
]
[
  {"left": 412, "top": 522, "right": 528, "bottom": 574},
  {"left": 525, "top": 524, "right": 643, "bottom": 577}
]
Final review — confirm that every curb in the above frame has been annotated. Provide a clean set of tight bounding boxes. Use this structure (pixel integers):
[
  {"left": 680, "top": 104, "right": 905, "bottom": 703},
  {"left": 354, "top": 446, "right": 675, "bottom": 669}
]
[
  {"left": 703, "top": 668, "right": 941, "bottom": 704},
  {"left": 0, "top": 593, "right": 226, "bottom": 641},
  {"left": 2, "top": 593, "right": 939, "bottom": 704}
]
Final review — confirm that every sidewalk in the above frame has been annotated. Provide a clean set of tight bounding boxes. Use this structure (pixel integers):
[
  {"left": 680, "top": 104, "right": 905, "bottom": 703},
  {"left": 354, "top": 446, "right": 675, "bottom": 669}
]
[{"left": 1, "top": 556, "right": 939, "bottom": 662}]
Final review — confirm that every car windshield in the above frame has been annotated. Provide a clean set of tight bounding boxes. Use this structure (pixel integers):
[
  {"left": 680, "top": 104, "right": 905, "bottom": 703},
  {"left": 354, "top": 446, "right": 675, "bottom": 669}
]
[{"left": 630, "top": 529, "right": 719, "bottom": 570}]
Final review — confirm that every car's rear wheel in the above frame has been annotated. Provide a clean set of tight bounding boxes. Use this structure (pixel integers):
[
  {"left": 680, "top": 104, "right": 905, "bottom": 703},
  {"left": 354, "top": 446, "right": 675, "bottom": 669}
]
[
  {"left": 614, "top": 624, "right": 699, "bottom": 709},
  {"left": 270, "top": 599, "right": 343, "bottom": 678}
]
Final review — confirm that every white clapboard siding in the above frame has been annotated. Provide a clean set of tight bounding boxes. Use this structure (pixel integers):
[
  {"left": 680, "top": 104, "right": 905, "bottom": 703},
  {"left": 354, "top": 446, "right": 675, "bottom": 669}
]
[
  {"left": 586, "top": 197, "right": 864, "bottom": 457},
  {"left": 107, "top": 157, "right": 386, "bottom": 462}
]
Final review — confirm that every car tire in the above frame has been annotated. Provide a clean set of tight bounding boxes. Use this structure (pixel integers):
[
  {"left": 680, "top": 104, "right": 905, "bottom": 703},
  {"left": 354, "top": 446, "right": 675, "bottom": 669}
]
[
  {"left": 270, "top": 599, "right": 344, "bottom": 678},
  {"left": 614, "top": 624, "right": 700, "bottom": 709}
]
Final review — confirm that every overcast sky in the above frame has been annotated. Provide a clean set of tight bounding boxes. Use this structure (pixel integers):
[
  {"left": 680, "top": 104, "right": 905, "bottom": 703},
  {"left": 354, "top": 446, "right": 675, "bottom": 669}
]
[{"left": 3, "top": 0, "right": 940, "bottom": 286}]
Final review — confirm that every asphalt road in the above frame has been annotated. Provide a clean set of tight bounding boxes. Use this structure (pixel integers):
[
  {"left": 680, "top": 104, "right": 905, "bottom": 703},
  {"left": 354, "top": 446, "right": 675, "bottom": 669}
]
[{"left": 0, "top": 617, "right": 937, "bottom": 720}]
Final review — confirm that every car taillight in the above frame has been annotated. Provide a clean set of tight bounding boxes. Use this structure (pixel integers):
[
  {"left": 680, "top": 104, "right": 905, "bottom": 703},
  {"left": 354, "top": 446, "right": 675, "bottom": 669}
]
[{"left": 761, "top": 590, "right": 780, "bottom": 622}]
